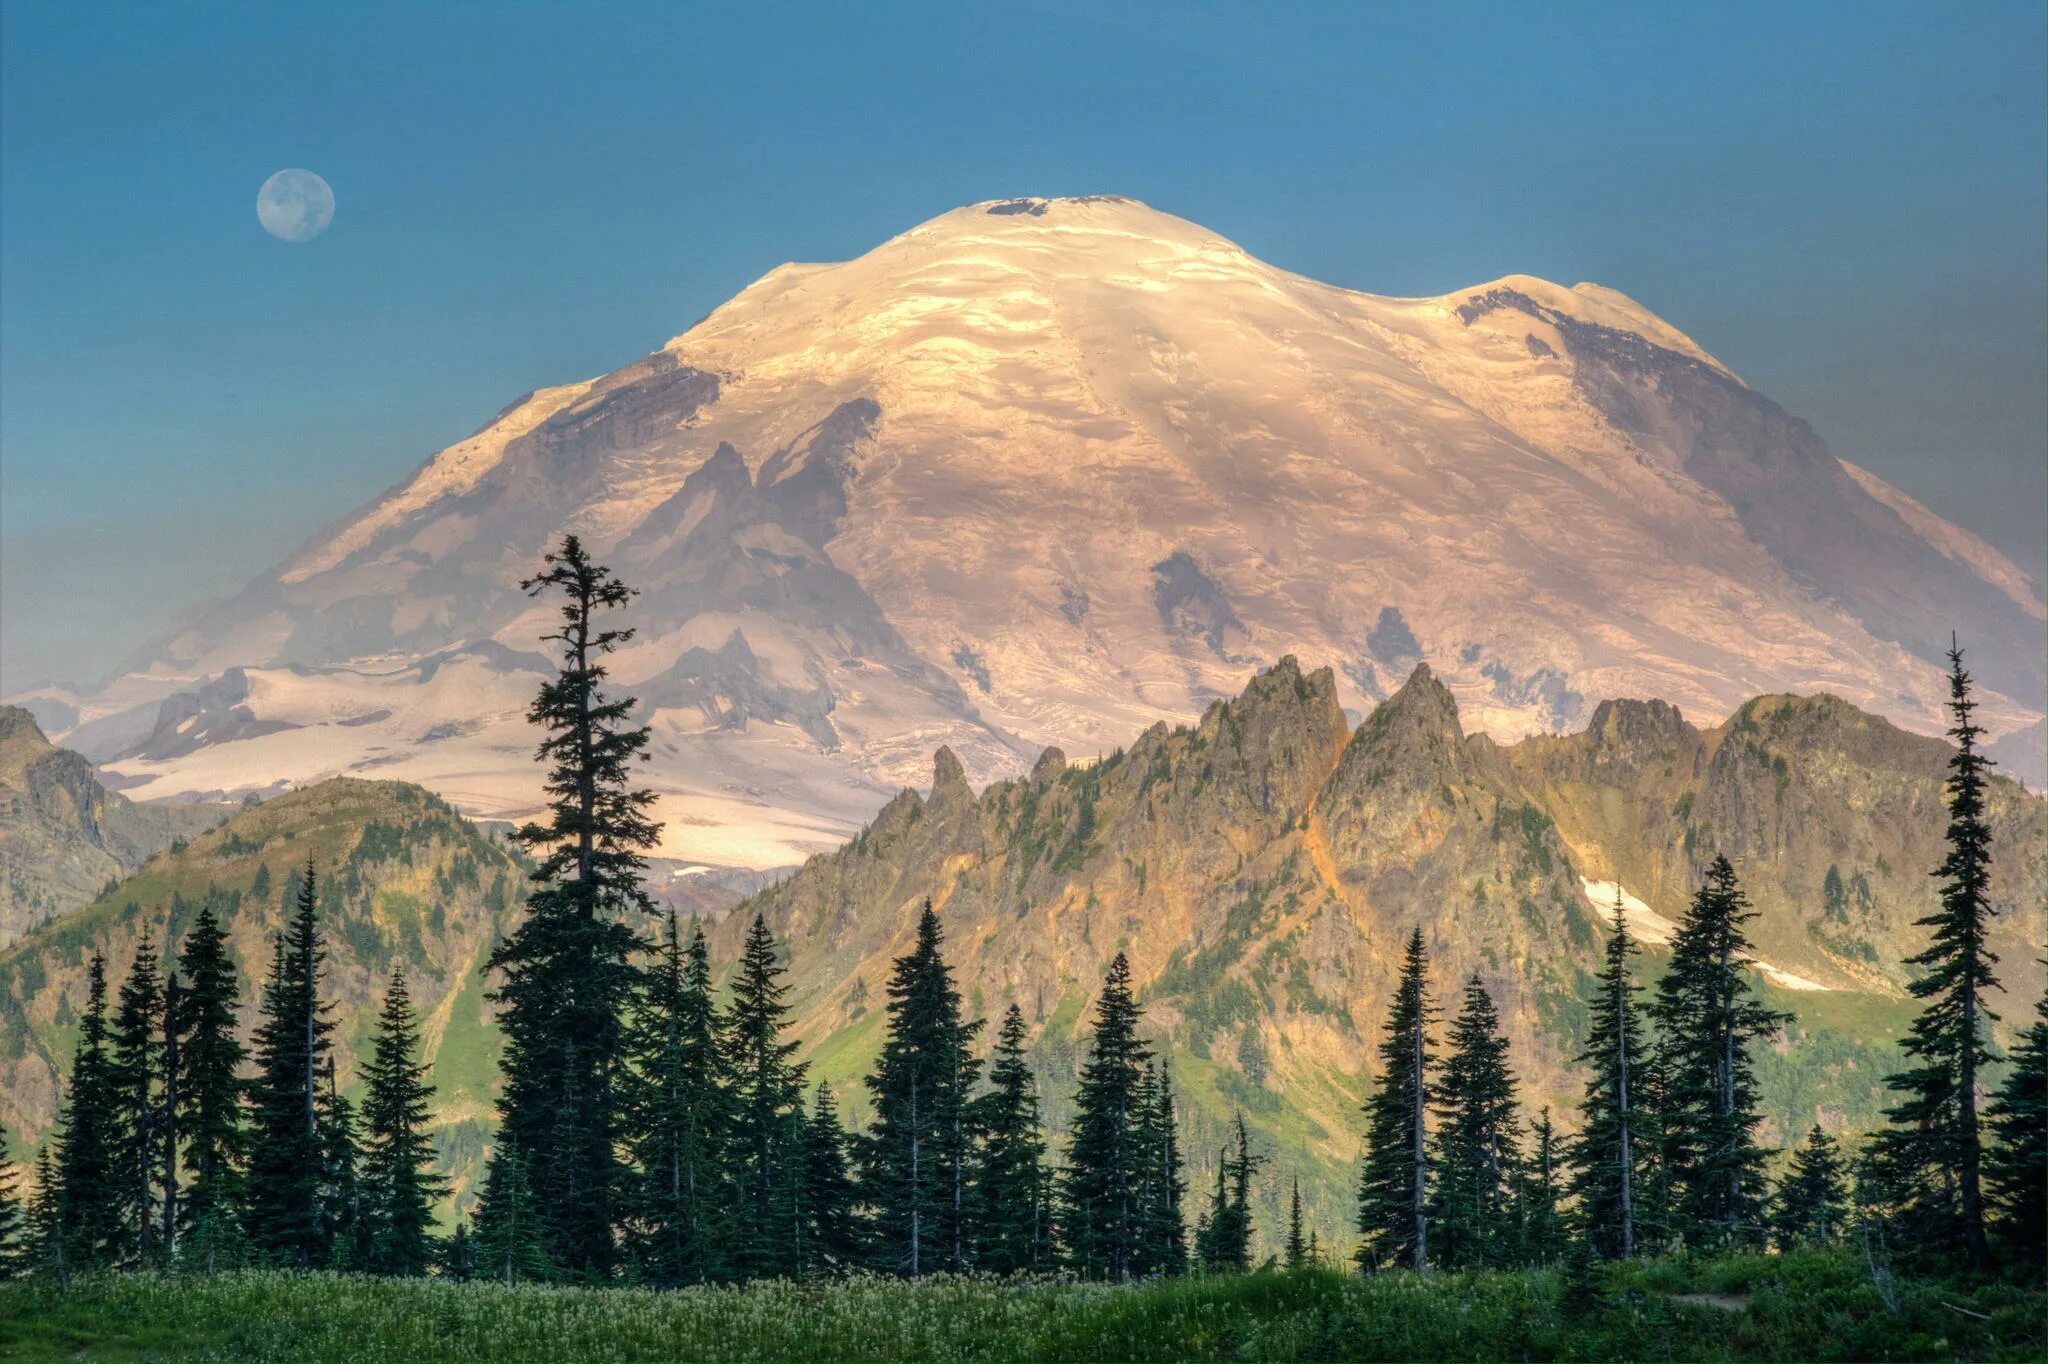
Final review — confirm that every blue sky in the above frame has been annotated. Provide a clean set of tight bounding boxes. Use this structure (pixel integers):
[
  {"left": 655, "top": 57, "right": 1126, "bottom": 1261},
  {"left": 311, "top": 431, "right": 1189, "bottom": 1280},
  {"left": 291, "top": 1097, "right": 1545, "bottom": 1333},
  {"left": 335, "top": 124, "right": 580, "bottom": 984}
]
[{"left": 3, "top": 1, "right": 2043, "bottom": 692}]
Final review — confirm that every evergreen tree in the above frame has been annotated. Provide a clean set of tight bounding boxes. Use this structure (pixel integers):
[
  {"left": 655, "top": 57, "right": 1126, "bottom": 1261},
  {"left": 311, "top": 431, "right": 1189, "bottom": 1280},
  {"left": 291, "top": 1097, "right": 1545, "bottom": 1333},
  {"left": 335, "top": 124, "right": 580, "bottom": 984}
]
[
  {"left": 1516, "top": 1107, "right": 1566, "bottom": 1266},
  {"left": 1060, "top": 953, "right": 1152, "bottom": 1279},
  {"left": 1131, "top": 1059, "right": 1187, "bottom": 1277},
  {"left": 108, "top": 932, "right": 164, "bottom": 1265},
  {"left": 795, "top": 1085, "right": 863, "bottom": 1278},
  {"left": 361, "top": 967, "right": 448, "bottom": 1276},
  {"left": 1770, "top": 1126, "right": 1849, "bottom": 1249},
  {"left": 1284, "top": 1176, "right": 1307, "bottom": 1271},
  {"left": 318, "top": 1059, "right": 370, "bottom": 1270},
  {"left": 157, "top": 970, "right": 182, "bottom": 1261},
  {"left": 56, "top": 954, "right": 123, "bottom": 1266},
  {"left": 474, "top": 1143, "right": 550, "bottom": 1284},
  {"left": 861, "top": 902, "right": 982, "bottom": 1276},
  {"left": 1566, "top": 891, "right": 1646, "bottom": 1259},
  {"left": 725, "top": 914, "right": 808, "bottom": 1281},
  {"left": 489, "top": 535, "right": 660, "bottom": 1280},
  {"left": 971, "top": 1003, "right": 1054, "bottom": 1276},
  {"left": 1647, "top": 857, "right": 1788, "bottom": 1247},
  {"left": 1983, "top": 980, "right": 2045, "bottom": 1261},
  {"left": 1195, "top": 1114, "right": 1260, "bottom": 1273},
  {"left": 174, "top": 902, "right": 247, "bottom": 1262},
  {"left": 243, "top": 864, "right": 335, "bottom": 1267},
  {"left": 0, "top": 1123, "right": 20, "bottom": 1279},
  {"left": 1428, "top": 974, "right": 1523, "bottom": 1268},
  {"left": 1355, "top": 926, "right": 1435, "bottom": 1272},
  {"left": 1868, "top": 640, "right": 2001, "bottom": 1268},
  {"left": 622, "top": 915, "right": 729, "bottom": 1287},
  {"left": 24, "top": 1147, "right": 63, "bottom": 1279},
  {"left": 441, "top": 1222, "right": 477, "bottom": 1281}
]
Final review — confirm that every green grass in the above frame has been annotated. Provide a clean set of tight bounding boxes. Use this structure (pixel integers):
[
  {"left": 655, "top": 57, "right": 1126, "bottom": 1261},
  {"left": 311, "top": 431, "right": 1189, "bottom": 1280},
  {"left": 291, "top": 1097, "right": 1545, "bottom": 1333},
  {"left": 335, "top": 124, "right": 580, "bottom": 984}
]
[{"left": 2, "top": 1251, "right": 2040, "bottom": 1362}]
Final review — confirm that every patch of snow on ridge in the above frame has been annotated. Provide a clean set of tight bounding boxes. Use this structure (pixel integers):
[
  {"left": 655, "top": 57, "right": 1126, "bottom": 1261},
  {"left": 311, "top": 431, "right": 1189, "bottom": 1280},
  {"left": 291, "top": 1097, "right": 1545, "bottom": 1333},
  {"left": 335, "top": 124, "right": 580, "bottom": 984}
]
[{"left": 1580, "top": 878, "right": 1829, "bottom": 991}]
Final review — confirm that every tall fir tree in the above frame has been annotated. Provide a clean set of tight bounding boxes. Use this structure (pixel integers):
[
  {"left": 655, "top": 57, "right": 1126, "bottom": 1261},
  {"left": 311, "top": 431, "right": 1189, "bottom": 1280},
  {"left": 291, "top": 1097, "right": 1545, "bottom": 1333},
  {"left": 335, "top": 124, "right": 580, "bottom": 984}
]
[
  {"left": 317, "top": 1059, "right": 369, "bottom": 1270},
  {"left": 174, "top": 903, "right": 247, "bottom": 1267},
  {"left": 1060, "top": 953, "right": 1152, "bottom": 1279},
  {"left": 25, "top": 1147, "right": 63, "bottom": 1279},
  {"left": 107, "top": 932, "right": 164, "bottom": 1266},
  {"left": 1770, "top": 1126, "right": 1849, "bottom": 1249},
  {"left": 56, "top": 954, "right": 123, "bottom": 1267},
  {"left": 360, "top": 967, "right": 447, "bottom": 1276},
  {"left": 0, "top": 1122, "right": 21, "bottom": 1279},
  {"left": 157, "top": 970, "right": 182, "bottom": 1260},
  {"left": 1132, "top": 1060, "right": 1188, "bottom": 1277},
  {"left": 724, "top": 914, "right": 808, "bottom": 1281},
  {"left": 243, "top": 863, "right": 335, "bottom": 1267},
  {"left": 1647, "top": 857, "right": 1788, "bottom": 1248},
  {"left": 861, "top": 902, "right": 983, "bottom": 1276},
  {"left": 1355, "top": 926, "right": 1435, "bottom": 1272},
  {"left": 795, "top": 1085, "right": 864, "bottom": 1278},
  {"left": 1566, "top": 892, "right": 1646, "bottom": 1259},
  {"left": 1868, "top": 640, "right": 2001, "bottom": 1268},
  {"left": 1194, "top": 1114, "right": 1260, "bottom": 1273},
  {"left": 1284, "top": 1177, "right": 1307, "bottom": 1271},
  {"left": 622, "top": 915, "right": 729, "bottom": 1287},
  {"left": 474, "top": 1143, "right": 550, "bottom": 1284},
  {"left": 1428, "top": 975, "right": 1523, "bottom": 1268},
  {"left": 1517, "top": 1107, "right": 1566, "bottom": 1266},
  {"left": 489, "top": 535, "right": 660, "bottom": 1279},
  {"left": 1983, "top": 980, "right": 2045, "bottom": 1262},
  {"left": 971, "top": 1003, "right": 1054, "bottom": 1276}
]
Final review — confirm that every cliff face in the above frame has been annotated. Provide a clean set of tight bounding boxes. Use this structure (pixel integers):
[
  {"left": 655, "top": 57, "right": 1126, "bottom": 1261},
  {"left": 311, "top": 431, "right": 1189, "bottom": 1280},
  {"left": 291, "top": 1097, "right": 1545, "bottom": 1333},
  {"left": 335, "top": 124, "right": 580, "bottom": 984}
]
[{"left": 0, "top": 706, "right": 222, "bottom": 945}]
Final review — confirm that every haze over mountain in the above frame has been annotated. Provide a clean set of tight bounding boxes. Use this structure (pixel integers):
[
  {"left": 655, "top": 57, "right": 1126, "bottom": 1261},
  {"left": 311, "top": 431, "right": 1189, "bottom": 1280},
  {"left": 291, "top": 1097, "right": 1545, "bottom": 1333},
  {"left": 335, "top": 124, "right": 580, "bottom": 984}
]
[{"left": 19, "top": 196, "right": 2042, "bottom": 869}]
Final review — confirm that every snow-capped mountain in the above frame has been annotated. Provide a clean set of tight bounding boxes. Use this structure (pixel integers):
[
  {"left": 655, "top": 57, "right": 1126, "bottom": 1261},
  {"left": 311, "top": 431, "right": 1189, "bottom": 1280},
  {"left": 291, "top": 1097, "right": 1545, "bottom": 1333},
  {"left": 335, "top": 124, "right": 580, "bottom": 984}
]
[{"left": 36, "top": 196, "right": 2045, "bottom": 867}]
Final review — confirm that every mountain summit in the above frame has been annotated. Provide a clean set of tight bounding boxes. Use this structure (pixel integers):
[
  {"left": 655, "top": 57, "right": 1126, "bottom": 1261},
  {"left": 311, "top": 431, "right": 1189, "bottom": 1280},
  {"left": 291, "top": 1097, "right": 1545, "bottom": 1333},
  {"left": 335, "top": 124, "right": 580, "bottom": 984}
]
[{"left": 35, "top": 196, "right": 2045, "bottom": 864}]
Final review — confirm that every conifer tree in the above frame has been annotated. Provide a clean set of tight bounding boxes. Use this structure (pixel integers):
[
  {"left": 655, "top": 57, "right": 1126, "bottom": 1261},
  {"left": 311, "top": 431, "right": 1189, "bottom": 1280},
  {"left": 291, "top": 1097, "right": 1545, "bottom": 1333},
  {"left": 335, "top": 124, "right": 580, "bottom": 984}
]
[
  {"left": 157, "top": 970, "right": 182, "bottom": 1259},
  {"left": 1356, "top": 926, "right": 1434, "bottom": 1272},
  {"left": 1284, "top": 1176, "right": 1307, "bottom": 1271},
  {"left": 489, "top": 535, "right": 660, "bottom": 1279},
  {"left": 0, "top": 1122, "right": 21, "bottom": 1279},
  {"left": 861, "top": 902, "right": 982, "bottom": 1276},
  {"left": 174, "top": 902, "right": 246, "bottom": 1261},
  {"left": 361, "top": 967, "right": 447, "bottom": 1275},
  {"left": 796, "top": 1085, "right": 863, "bottom": 1278},
  {"left": 971, "top": 1003, "right": 1054, "bottom": 1276},
  {"left": 317, "top": 1059, "right": 370, "bottom": 1270},
  {"left": 1770, "top": 1126, "right": 1849, "bottom": 1249},
  {"left": 1517, "top": 1107, "right": 1566, "bottom": 1266},
  {"left": 1868, "top": 640, "right": 2001, "bottom": 1267},
  {"left": 441, "top": 1222, "right": 477, "bottom": 1281},
  {"left": 1195, "top": 1114, "right": 1260, "bottom": 1272},
  {"left": 1983, "top": 981, "right": 2045, "bottom": 1261},
  {"left": 1060, "top": 952, "right": 1151, "bottom": 1279},
  {"left": 56, "top": 954, "right": 122, "bottom": 1266},
  {"left": 1647, "top": 857, "right": 1788, "bottom": 1247},
  {"left": 725, "top": 913, "right": 808, "bottom": 1280},
  {"left": 1132, "top": 1059, "right": 1187, "bottom": 1277},
  {"left": 474, "top": 1143, "right": 550, "bottom": 1283},
  {"left": 244, "top": 863, "right": 335, "bottom": 1267},
  {"left": 1428, "top": 975, "right": 1522, "bottom": 1269},
  {"left": 108, "top": 932, "right": 164, "bottom": 1265},
  {"left": 1567, "top": 893, "right": 1645, "bottom": 1259},
  {"left": 622, "top": 915, "right": 728, "bottom": 1287},
  {"left": 25, "top": 1147, "right": 63, "bottom": 1279}
]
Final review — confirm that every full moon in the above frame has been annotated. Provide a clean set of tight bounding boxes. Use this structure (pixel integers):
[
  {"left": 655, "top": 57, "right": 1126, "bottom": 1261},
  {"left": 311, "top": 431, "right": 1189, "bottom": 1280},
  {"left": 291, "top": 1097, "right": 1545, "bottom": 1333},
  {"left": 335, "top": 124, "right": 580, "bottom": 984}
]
[{"left": 256, "top": 169, "right": 335, "bottom": 242}]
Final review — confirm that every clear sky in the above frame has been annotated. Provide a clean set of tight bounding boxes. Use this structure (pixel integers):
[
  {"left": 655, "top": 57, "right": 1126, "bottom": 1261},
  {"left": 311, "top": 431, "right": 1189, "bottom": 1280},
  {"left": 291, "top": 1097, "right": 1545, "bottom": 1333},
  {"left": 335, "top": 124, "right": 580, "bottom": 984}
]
[{"left": 3, "top": 1, "right": 2043, "bottom": 693}]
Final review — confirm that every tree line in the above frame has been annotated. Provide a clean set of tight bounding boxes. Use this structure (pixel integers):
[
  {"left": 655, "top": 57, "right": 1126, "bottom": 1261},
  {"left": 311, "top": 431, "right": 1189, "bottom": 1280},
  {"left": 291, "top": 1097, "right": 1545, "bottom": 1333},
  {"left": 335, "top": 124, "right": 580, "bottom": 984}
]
[{"left": 0, "top": 541, "right": 2039, "bottom": 1288}]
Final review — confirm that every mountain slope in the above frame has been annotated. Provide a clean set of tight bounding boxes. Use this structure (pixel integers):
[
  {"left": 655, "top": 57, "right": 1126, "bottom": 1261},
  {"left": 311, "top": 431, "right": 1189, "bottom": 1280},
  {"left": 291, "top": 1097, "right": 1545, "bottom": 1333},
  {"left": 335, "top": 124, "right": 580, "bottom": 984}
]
[
  {"left": 0, "top": 706, "right": 223, "bottom": 946},
  {"left": 33, "top": 195, "right": 2045, "bottom": 869}
]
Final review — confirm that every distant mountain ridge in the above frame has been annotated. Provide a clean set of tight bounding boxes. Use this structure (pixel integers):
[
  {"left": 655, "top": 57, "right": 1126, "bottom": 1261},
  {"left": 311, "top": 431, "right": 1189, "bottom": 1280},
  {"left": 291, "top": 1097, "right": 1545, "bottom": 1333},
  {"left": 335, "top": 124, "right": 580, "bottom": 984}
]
[{"left": 17, "top": 194, "right": 2043, "bottom": 873}]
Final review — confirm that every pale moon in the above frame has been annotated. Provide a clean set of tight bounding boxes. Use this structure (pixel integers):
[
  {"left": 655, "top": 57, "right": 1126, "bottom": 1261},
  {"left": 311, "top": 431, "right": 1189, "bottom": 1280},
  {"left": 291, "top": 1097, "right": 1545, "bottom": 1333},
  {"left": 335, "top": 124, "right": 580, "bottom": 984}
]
[{"left": 256, "top": 169, "right": 335, "bottom": 243}]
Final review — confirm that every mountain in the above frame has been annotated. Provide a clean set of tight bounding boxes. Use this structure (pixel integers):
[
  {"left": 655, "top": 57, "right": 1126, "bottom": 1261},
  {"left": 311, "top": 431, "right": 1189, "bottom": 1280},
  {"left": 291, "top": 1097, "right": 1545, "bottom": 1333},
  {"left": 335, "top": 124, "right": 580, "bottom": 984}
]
[
  {"left": 24, "top": 195, "right": 2044, "bottom": 872},
  {"left": 0, "top": 706, "right": 224, "bottom": 946},
  {"left": 0, "top": 778, "right": 527, "bottom": 1210},
  {"left": 716, "top": 658, "right": 2046, "bottom": 1230}
]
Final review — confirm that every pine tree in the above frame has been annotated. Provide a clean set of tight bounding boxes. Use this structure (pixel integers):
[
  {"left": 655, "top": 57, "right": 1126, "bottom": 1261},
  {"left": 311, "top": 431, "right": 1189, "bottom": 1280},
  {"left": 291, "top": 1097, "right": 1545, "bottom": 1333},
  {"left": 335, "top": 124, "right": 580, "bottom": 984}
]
[
  {"left": 1868, "top": 640, "right": 2001, "bottom": 1268},
  {"left": 861, "top": 902, "right": 982, "bottom": 1277},
  {"left": 489, "top": 535, "right": 660, "bottom": 1280},
  {"left": 1647, "top": 857, "right": 1788, "bottom": 1248},
  {"left": 1195, "top": 1114, "right": 1260, "bottom": 1273},
  {"left": 57, "top": 954, "right": 123, "bottom": 1266},
  {"left": 795, "top": 1085, "right": 864, "bottom": 1278},
  {"left": 174, "top": 903, "right": 246, "bottom": 1261},
  {"left": 622, "top": 915, "right": 728, "bottom": 1287},
  {"left": 971, "top": 1003, "right": 1054, "bottom": 1276},
  {"left": 1566, "top": 892, "right": 1645, "bottom": 1260},
  {"left": 157, "top": 970, "right": 182, "bottom": 1261},
  {"left": 725, "top": 914, "right": 808, "bottom": 1281},
  {"left": 0, "top": 1122, "right": 21, "bottom": 1279},
  {"left": 1356, "top": 926, "right": 1434, "bottom": 1272},
  {"left": 1284, "top": 1177, "right": 1307, "bottom": 1271},
  {"left": 441, "top": 1222, "right": 477, "bottom": 1281},
  {"left": 243, "top": 863, "right": 335, "bottom": 1268},
  {"left": 1770, "top": 1126, "right": 1849, "bottom": 1249},
  {"left": 1983, "top": 981, "right": 2045, "bottom": 1262},
  {"left": 1060, "top": 953, "right": 1152, "bottom": 1279},
  {"left": 107, "top": 931, "right": 165, "bottom": 1266},
  {"left": 1428, "top": 975, "right": 1523, "bottom": 1269},
  {"left": 318, "top": 1059, "right": 370, "bottom": 1270},
  {"left": 25, "top": 1147, "right": 63, "bottom": 1279},
  {"left": 361, "top": 967, "right": 448, "bottom": 1276},
  {"left": 1132, "top": 1060, "right": 1188, "bottom": 1277},
  {"left": 1517, "top": 1107, "right": 1566, "bottom": 1266},
  {"left": 474, "top": 1143, "right": 550, "bottom": 1284}
]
